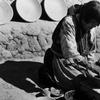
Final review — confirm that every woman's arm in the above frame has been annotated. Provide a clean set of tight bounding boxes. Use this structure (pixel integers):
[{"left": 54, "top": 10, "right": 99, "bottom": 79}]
[
  {"left": 60, "top": 16, "right": 83, "bottom": 61},
  {"left": 60, "top": 16, "right": 93, "bottom": 67}
]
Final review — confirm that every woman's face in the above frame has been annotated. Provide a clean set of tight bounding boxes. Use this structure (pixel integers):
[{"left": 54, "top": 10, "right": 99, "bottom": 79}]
[{"left": 81, "top": 19, "right": 99, "bottom": 32}]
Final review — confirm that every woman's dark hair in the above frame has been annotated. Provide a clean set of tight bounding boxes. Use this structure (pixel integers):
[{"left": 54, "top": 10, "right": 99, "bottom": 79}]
[{"left": 79, "top": 0, "right": 100, "bottom": 23}]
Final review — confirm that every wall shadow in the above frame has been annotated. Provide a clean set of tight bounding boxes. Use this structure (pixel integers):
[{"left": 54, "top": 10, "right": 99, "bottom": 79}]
[
  {"left": 0, "top": 60, "right": 44, "bottom": 93},
  {"left": 11, "top": 1, "right": 30, "bottom": 23},
  {"left": 11, "top": 0, "right": 56, "bottom": 22},
  {"left": 39, "top": 0, "right": 54, "bottom": 21}
]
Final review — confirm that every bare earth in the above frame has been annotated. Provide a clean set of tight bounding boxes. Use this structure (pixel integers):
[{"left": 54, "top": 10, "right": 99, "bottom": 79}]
[{"left": 0, "top": 60, "right": 44, "bottom": 100}]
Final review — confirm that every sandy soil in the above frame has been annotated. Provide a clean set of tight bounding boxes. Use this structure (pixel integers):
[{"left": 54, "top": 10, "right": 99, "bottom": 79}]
[
  {"left": 0, "top": 53, "right": 99, "bottom": 100},
  {"left": 0, "top": 61, "right": 44, "bottom": 100}
]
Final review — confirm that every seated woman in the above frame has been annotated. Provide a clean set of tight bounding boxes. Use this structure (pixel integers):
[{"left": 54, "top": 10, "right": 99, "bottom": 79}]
[{"left": 39, "top": 1, "right": 100, "bottom": 99}]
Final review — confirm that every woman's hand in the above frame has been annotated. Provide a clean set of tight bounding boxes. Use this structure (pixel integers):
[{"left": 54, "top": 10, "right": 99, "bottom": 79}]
[{"left": 73, "top": 57, "right": 89, "bottom": 67}]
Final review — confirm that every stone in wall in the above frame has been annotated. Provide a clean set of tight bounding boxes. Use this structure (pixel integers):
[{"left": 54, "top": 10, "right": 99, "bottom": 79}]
[{"left": 0, "top": 20, "right": 58, "bottom": 62}]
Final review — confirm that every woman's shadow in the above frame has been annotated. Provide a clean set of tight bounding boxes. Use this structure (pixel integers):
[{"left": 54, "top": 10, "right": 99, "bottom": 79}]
[{"left": 0, "top": 60, "right": 44, "bottom": 93}]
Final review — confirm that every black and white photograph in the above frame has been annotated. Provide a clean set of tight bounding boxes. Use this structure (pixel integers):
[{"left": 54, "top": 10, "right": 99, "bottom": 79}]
[{"left": 0, "top": 0, "right": 100, "bottom": 100}]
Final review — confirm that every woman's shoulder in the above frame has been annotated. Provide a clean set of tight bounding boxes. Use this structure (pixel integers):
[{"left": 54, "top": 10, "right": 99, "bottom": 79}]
[{"left": 63, "top": 16, "right": 74, "bottom": 26}]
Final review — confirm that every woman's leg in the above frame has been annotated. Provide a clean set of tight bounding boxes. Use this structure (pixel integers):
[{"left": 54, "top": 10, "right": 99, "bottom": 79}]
[{"left": 39, "top": 48, "right": 57, "bottom": 88}]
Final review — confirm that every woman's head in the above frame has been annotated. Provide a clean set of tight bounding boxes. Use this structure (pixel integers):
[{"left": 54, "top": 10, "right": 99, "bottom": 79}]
[
  {"left": 80, "top": 0, "right": 100, "bottom": 24},
  {"left": 79, "top": 0, "right": 100, "bottom": 32}
]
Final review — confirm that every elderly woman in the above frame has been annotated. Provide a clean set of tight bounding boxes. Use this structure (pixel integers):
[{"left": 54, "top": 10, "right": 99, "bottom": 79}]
[{"left": 39, "top": 0, "right": 100, "bottom": 98}]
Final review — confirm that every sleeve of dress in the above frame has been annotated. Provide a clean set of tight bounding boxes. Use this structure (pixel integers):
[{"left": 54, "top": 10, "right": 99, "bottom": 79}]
[
  {"left": 60, "top": 17, "right": 84, "bottom": 61},
  {"left": 87, "top": 28, "right": 97, "bottom": 63}
]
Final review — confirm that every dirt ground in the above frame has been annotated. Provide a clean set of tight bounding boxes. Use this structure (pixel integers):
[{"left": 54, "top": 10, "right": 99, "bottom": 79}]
[
  {"left": 0, "top": 61, "right": 44, "bottom": 100},
  {"left": 0, "top": 78, "right": 37, "bottom": 100},
  {"left": 0, "top": 53, "right": 100, "bottom": 100}
]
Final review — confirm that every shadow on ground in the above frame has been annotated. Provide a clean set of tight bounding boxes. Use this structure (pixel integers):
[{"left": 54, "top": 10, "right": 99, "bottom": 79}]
[{"left": 0, "top": 61, "right": 44, "bottom": 93}]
